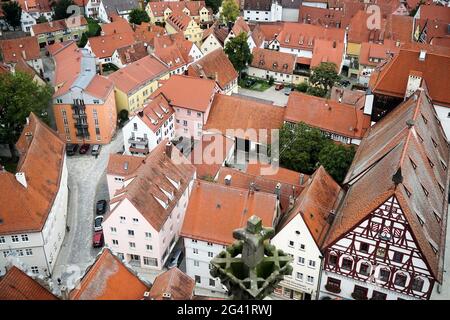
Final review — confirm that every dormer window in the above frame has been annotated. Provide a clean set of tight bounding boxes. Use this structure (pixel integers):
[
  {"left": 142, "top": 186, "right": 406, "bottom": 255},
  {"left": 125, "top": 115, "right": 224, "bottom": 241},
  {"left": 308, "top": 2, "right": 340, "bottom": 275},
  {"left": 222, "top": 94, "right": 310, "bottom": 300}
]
[
  {"left": 409, "top": 157, "right": 417, "bottom": 170},
  {"left": 404, "top": 186, "right": 412, "bottom": 198},
  {"left": 421, "top": 114, "right": 428, "bottom": 124},
  {"left": 427, "top": 157, "right": 434, "bottom": 168},
  {"left": 421, "top": 184, "right": 429, "bottom": 197},
  {"left": 416, "top": 214, "right": 424, "bottom": 226},
  {"left": 431, "top": 137, "right": 438, "bottom": 148},
  {"left": 438, "top": 183, "right": 445, "bottom": 194},
  {"left": 434, "top": 211, "right": 442, "bottom": 224}
]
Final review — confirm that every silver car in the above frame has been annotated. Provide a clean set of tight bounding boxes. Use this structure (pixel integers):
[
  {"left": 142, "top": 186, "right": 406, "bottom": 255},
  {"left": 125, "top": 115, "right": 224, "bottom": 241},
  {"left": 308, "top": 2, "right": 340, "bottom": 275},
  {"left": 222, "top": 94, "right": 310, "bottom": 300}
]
[{"left": 94, "top": 215, "right": 104, "bottom": 231}]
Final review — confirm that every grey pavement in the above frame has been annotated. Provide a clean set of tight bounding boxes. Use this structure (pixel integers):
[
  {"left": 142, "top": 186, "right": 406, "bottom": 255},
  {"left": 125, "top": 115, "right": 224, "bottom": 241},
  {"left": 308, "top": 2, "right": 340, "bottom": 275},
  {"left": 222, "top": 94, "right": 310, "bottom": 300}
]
[
  {"left": 236, "top": 86, "right": 290, "bottom": 107},
  {"left": 51, "top": 130, "right": 124, "bottom": 292}
]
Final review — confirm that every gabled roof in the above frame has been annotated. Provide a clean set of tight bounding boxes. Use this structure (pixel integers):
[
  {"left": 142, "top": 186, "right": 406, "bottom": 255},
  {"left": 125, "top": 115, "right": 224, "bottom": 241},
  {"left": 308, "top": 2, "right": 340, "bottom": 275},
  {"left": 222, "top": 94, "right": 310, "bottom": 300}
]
[
  {"left": 250, "top": 47, "right": 296, "bottom": 74},
  {"left": 281, "top": 0, "right": 302, "bottom": 8},
  {"left": 369, "top": 43, "right": 450, "bottom": 107},
  {"left": 69, "top": 249, "right": 149, "bottom": 300},
  {"left": 31, "top": 17, "right": 87, "bottom": 34},
  {"left": 115, "top": 42, "right": 149, "bottom": 65},
  {"left": 244, "top": 0, "right": 272, "bottom": 11},
  {"left": 101, "top": 16, "right": 134, "bottom": 36},
  {"left": 166, "top": 13, "right": 194, "bottom": 32},
  {"left": 0, "top": 36, "right": 40, "bottom": 63},
  {"left": 17, "top": 0, "right": 52, "bottom": 13},
  {"left": 0, "top": 113, "right": 65, "bottom": 235},
  {"left": 149, "top": 268, "right": 194, "bottom": 300},
  {"left": 231, "top": 16, "right": 250, "bottom": 36},
  {"left": 311, "top": 39, "right": 345, "bottom": 68},
  {"left": 88, "top": 32, "right": 136, "bottom": 58},
  {"left": 285, "top": 91, "right": 371, "bottom": 139},
  {"left": 205, "top": 94, "right": 285, "bottom": 143},
  {"left": 134, "top": 94, "right": 174, "bottom": 132},
  {"left": 102, "top": 0, "right": 140, "bottom": 15},
  {"left": 108, "top": 140, "right": 196, "bottom": 231},
  {"left": 151, "top": 75, "right": 217, "bottom": 112},
  {"left": 359, "top": 39, "right": 400, "bottom": 67},
  {"left": 298, "top": 6, "right": 346, "bottom": 28},
  {"left": 251, "top": 24, "right": 265, "bottom": 48},
  {"left": 0, "top": 266, "right": 58, "bottom": 300},
  {"left": 278, "top": 166, "right": 342, "bottom": 247},
  {"left": 107, "top": 55, "right": 169, "bottom": 94},
  {"left": 181, "top": 180, "right": 277, "bottom": 245},
  {"left": 153, "top": 34, "right": 193, "bottom": 71},
  {"left": 107, "top": 154, "right": 144, "bottom": 177},
  {"left": 133, "top": 23, "right": 167, "bottom": 45},
  {"left": 202, "top": 23, "right": 229, "bottom": 45},
  {"left": 187, "top": 49, "right": 237, "bottom": 90},
  {"left": 147, "top": 1, "right": 207, "bottom": 17},
  {"left": 258, "top": 22, "right": 284, "bottom": 42},
  {"left": 325, "top": 87, "right": 450, "bottom": 281}
]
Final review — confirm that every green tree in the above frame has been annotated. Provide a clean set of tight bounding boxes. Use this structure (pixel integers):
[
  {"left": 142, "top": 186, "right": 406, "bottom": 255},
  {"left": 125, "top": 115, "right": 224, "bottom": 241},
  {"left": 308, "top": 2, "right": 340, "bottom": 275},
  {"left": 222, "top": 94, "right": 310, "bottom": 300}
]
[
  {"left": 224, "top": 32, "right": 252, "bottom": 78},
  {"left": 296, "top": 81, "right": 308, "bottom": 93},
  {"left": 206, "top": 0, "right": 222, "bottom": 14},
  {"left": 128, "top": 8, "right": 150, "bottom": 25},
  {"left": 0, "top": 72, "right": 53, "bottom": 161},
  {"left": 221, "top": 0, "right": 239, "bottom": 24},
  {"left": 78, "top": 32, "right": 88, "bottom": 48},
  {"left": 309, "top": 62, "right": 340, "bottom": 94},
  {"left": 1, "top": 2, "right": 22, "bottom": 29},
  {"left": 268, "top": 76, "right": 274, "bottom": 85},
  {"left": 36, "top": 15, "right": 49, "bottom": 24},
  {"left": 278, "top": 122, "right": 329, "bottom": 174},
  {"left": 306, "top": 85, "right": 327, "bottom": 97},
  {"left": 318, "top": 143, "right": 355, "bottom": 183},
  {"left": 53, "top": 0, "right": 75, "bottom": 20}
]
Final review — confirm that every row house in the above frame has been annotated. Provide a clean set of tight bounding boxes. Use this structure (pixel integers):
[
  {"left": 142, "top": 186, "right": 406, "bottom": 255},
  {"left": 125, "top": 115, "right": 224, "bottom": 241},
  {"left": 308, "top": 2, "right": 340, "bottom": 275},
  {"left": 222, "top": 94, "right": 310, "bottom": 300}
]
[
  {"left": 85, "top": 32, "right": 136, "bottom": 65},
  {"left": 368, "top": 44, "right": 450, "bottom": 137},
  {"left": 146, "top": 1, "right": 212, "bottom": 24},
  {"left": 69, "top": 249, "right": 150, "bottom": 300},
  {"left": 200, "top": 23, "right": 229, "bottom": 55},
  {"left": 187, "top": 48, "right": 238, "bottom": 95},
  {"left": 107, "top": 55, "right": 170, "bottom": 114},
  {"left": 0, "top": 266, "right": 58, "bottom": 300},
  {"left": 111, "top": 42, "right": 150, "bottom": 68},
  {"left": 106, "top": 154, "right": 143, "bottom": 199},
  {"left": 30, "top": 17, "right": 88, "bottom": 48},
  {"left": 97, "top": 0, "right": 140, "bottom": 23},
  {"left": 224, "top": 17, "right": 264, "bottom": 52},
  {"left": 181, "top": 180, "right": 279, "bottom": 298},
  {"left": 17, "top": 0, "right": 53, "bottom": 32},
  {"left": 152, "top": 33, "right": 203, "bottom": 76},
  {"left": 103, "top": 141, "right": 196, "bottom": 271},
  {"left": 320, "top": 87, "right": 449, "bottom": 300},
  {"left": 243, "top": 0, "right": 283, "bottom": 22},
  {"left": 52, "top": 42, "right": 117, "bottom": 144},
  {"left": 204, "top": 94, "right": 285, "bottom": 154},
  {"left": 122, "top": 94, "right": 175, "bottom": 156},
  {"left": 284, "top": 91, "right": 372, "bottom": 145},
  {"left": 151, "top": 75, "right": 219, "bottom": 138},
  {"left": 271, "top": 166, "right": 342, "bottom": 300},
  {"left": 0, "top": 113, "right": 68, "bottom": 278},
  {"left": 164, "top": 13, "right": 203, "bottom": 46},
  {"left": 0, "top": 36, "right": 43, "bottom": 75}
]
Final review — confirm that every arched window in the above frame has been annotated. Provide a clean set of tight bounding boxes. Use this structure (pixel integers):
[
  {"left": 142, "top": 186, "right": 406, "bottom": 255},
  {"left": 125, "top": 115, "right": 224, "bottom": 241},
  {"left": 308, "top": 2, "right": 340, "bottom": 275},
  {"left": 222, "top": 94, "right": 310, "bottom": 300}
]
[
  {"left": 328, "top": 253, "right": 338, "bottom": 267},
  {"left": 394, "top": 272, "right": 408, "bottom": 287},
  {"left": 379, "top": 268, "right": 390, "bottom": 282},
  {"left": 359, "top": 262, "right": 370, "bottom": 276},
  {"left": 341, "top": 257, "right": 353, "bottom": 271},
  {"left": 412, "top": 277, "right": 424, "bottom": 292}
]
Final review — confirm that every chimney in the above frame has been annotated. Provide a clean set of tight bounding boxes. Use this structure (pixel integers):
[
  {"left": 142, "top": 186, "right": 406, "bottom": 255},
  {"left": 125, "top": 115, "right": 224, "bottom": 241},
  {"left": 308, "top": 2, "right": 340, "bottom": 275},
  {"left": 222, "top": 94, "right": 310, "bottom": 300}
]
[
  {"left": 60, "top": 286, "right": 69, "bottom": 300},
  {"left": 406, "top": 119, "right": 415, "bottom": 128},
  {"left": 299, "top": 173, "right": 305, "bottom": 185},
  {"left": 392, "top": 167, "right": 403, "bottom": 185},
  {"left": 224, "top": 174, "right": 232, "bottom": 186},
  {"left": 143, "top": 291, "right": 151, "bottom": 300},
  {"left": 405, "top": 70, "right": 423, "bottom": 99},
  {"left": 419, "top": 50, "right": 426, "bottom": 61},
  {"left": 215, "top": 71, "right": 218, "bottom": 82},
  {"left": 21, "top": 50, "right": 27, "bottom": 60},
  {"left": 249, "top": 182, "right": 256, "bottom": 192},
  {"left": 275, "top": 183, "right": 281, "bottom": 199},
  {"left": 327, "top": 210, "right": 336, "bottom": 224},
  {"left": 15, "top": 172, "right": 27, "bottom": 188},
  {"left": 165, "top": 141, "right": 173, "bottom": 159}
]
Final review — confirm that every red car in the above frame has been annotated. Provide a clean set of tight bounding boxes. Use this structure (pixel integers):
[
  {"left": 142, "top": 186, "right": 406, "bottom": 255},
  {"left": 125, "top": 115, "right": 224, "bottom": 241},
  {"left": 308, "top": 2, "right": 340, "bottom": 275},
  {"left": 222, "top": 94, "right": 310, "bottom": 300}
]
[
  {"left": 275, "top": 84, "right": 285, "bottom": 91},
  {"left": 93, "top": 230, "right": 104, "bottom": 248},
  {"left": 79, "top": 144, "right": 90, "bottom": 154}
]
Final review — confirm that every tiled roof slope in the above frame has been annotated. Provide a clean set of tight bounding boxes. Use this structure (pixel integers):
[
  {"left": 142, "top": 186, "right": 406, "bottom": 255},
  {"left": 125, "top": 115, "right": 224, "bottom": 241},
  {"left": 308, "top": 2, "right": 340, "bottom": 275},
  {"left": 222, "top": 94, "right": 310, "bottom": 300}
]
[{"left": 149, "top": 268, "right": 194, "bottom": 300}]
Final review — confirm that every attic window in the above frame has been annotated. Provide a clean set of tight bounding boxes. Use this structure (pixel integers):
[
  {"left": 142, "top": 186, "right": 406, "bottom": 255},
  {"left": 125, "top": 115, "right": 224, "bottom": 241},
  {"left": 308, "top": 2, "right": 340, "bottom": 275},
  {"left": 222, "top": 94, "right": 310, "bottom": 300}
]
[
  {"left": 434, "top": 211, "right": 442, "bottom": 224},
  {"left": 438, "top": 183, "right": 445, "bottom": 194},
  {"left": 417, "top": 132, "right": 424, "bottom": 143},
  {"left": 441, "top": 160, "right": 447, "bottom": 171},
  {"left": 429, "top": 243, "right": 438, "bottom": 254},
  {"left": 428, "top": 157, "right": 434, "bottom": 168},
  {"left": 431, "top": 137, "right": 438, "bottom": 148},
  {"left": 409, "top": 157, "right": 417, "bottom": 170},
  {"left": 404, "top": 186, "right": 412, "bottom": 198},
  {"left": 416, "top": 214, "right": 424, "bottom": 226},
  {"left": 421, "top": 114, "right": 428, "bottom": 124},
  {"left": 421, "top": 184, "right": 429, "bottom": 197}
]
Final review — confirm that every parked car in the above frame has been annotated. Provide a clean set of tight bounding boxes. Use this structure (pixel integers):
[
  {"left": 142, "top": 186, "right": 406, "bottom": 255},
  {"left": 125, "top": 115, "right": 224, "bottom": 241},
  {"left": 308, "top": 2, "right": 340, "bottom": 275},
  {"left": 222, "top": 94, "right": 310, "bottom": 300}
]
[
  {"left": 79, "top": 144, "right": 90, "bottom": 154},
  {"left": 167, "top": 249, "right": 184, "bottom": 269},
  {"left": 340, "top": 79, "right": 351, "bottom": 87},
  {"left": 91, "top": 144, "right": 101, "bottom": 156},
  {"left": 92, "top": 230, "right": 104, "bottom": 248},
  {"left": 283, "top": 87, "right": 293, "bottom": 96},
  {"left": 66, "top": 144, "right": 79, "bottom": 156},
  {"left": 94, "top": 216, "right": 103, "bottom": 231},
  {"left": 96, "top": 200, "right": 107, "bottom": 215},
  {"left": 275, "top": 84, "right": 284, "bottom": 91}
]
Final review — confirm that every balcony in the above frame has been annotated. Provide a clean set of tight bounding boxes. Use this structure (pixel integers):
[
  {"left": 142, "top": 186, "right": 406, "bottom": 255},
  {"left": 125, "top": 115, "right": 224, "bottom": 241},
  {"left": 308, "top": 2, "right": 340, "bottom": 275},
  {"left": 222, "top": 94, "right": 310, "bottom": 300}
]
[
  {"left": 294, "top": 69, "right": 311, "bottom": 77},
  {"left": 351, "top": 292, "right": 368, "bottom": 300},
  {"left": 75, "top": 122, "right": 88, "bottom": 129},
  {"left": 129, "top": 146, "right": 149, "bottom": 154},
  {"left": 325, "top": 283, "right": 341, "bottom": 294},
  {"left": 128, "top": 137, "right": 148, "bottom": 146}
]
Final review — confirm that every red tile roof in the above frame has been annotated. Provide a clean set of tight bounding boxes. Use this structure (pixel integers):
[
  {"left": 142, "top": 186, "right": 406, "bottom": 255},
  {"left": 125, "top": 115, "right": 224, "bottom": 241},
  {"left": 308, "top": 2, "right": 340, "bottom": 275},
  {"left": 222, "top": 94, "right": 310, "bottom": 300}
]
[
  {"left": 250, "top": 47, "right": 296, "bottom": 74},
  {"left": 115, "top": 42, "right": 149, "bottom": 65},
  {"left": 85, "top": 74, "right": 115, "bottom": 100},
  {"left": 133, "top": 23, "right": 167, "bottom": 44},
  {"left": 187, "top": 49, "right": 238, "bottom": 90},
  {"left": 277, "top": 22, "right": 345, "bottom": 51},
  {"left": 101, "top": 16, "right": 134, "bottom": 36},
  {"left": 369, "top": 43, "right": 450, "bottom": 107},
  {"left": 258, "top": 22, "right": 284, "bottom": 42},
  {"left": 108, "top": 55, "right": 169, "bottom": 94},
  {"left": 285, "top": 92, "right": 371, "bottom": 139},
  {"left": 205, "top": 94, "right": 285, "bottom": 144},
  {"left": 151, "top": 75, "right": 217, "bottom": 112},
  {"left": 181, "top": 180, "right": 277, "bottom": 245},
  {"left": 70, "top": 249, "right": 150, "bottom": 300},
  {"left": 88, "top": 32, "right": 136, "bottom": 58},
  {"left": 107, "top": 154, "right": 144, "bottom": 177},
  {"left": 359, "top": 39, "right": 400, "bottom": 67},
  {"left": 166, "top": 13, "right": 193, "bottom": 32},
  {"left": 0, "top": 113, "right": 65, "bottom": 235},
  {"left": 0, "top": 36, "right": 40, "bottom": 63},
  {"left": 278, "top": 166, "right": 342, "bottom": 246},
  {"left": 147, "top": 0, "right": 207, "bottom": 17},
  {"left": 231, "top": 16, "right": 251, "bottom": 36},
  {"left": 17, "top": 0, "right": 51, "bottom": 12},
  {"left": 298, "top": 6, "right": 346, "bottom": 28},
  {"left": 108, "top": 140, "right": 196, "bottom": 231},
  {"left": 32, "top": 17, "right": 87, "bottom": 34},
  {"left": 149, "top": 268, "right": 194, "bottom": 300},
  {"left": 311, "top": 39, "right": 345, "bottom": 68},
  {"left": 135, "top": 94, "right": 174, "bottom": 132},
  {"left": 0, "top": 266, "right": 58, "bottom": 300},
  {"left": 325, "top": 87, "right": 449, "bottom": 281}
]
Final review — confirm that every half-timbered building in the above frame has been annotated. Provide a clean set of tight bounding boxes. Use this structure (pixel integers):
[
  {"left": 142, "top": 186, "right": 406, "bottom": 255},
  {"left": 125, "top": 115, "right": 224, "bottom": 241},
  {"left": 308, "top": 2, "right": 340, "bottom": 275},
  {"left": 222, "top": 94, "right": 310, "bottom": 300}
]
[{"left": 319, "top": 85, "right": 450, "bottom": 300}]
